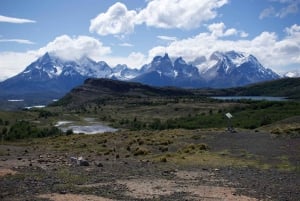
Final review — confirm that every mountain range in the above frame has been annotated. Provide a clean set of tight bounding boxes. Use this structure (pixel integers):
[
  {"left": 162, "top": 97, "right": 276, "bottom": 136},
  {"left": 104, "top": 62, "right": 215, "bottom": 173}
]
[{"left": 0, "top": 50, "right": 280, "bottom": 103}]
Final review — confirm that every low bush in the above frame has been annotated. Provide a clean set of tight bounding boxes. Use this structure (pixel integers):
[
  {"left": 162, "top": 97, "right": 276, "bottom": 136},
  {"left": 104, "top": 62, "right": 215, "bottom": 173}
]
[{"left": 5, "top": 120, "right": 63, "bottom": 141}]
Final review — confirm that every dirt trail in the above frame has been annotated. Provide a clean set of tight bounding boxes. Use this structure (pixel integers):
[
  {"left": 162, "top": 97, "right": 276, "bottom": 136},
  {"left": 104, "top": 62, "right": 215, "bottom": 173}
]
[{"left": 38, "top": 193, "right": 115, "bottom": 201}]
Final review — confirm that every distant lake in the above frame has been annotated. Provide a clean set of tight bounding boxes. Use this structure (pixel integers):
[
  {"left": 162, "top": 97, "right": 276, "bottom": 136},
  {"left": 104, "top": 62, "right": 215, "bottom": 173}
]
[
  {"left": 55, "top": 119, "right": 118, "bottom": 134},
  {"left": 8, "top": 99, "right": 24, "bottom": 102},
  {"left": 24, "top": 105, "right": 46, "bottom": 109},
  {"left": 211, "top": 96, "right": 287, "bottom": 101},
  {"left": 60, "top": 125, "right": 117, "bottom": 134}
]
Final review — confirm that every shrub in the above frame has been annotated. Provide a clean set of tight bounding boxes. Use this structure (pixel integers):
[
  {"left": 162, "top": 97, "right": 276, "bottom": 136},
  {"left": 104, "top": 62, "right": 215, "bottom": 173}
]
[
  {"left": 160, "top": 157, "right": 167, "bottom": 162},
  {"left": 66, "top": 129, "right": 73, "bottom": 136},
  {"left": 5, "top": 120, "right": 62, "bottom": 140},
  {"left": 179, "top": 143, "right": 209, "bottom": 154},
  {"left": 133, "top": 147, "right": 149, "bottom": 156}
]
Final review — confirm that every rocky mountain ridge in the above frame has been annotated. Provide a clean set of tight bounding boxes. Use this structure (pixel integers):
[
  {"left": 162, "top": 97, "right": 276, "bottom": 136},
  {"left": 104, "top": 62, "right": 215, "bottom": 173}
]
[{"left": 0, "top": 51, "right": 280, "bottom": 102}]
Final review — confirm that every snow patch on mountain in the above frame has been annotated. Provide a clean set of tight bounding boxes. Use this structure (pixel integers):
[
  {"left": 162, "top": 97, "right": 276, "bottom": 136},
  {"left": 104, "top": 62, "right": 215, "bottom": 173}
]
[{"left": 0, "top": 50, "right": 281, "bottom": 100}]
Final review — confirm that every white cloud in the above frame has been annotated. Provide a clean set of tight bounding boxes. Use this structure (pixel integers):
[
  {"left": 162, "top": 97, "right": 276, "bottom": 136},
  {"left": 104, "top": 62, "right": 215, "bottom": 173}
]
[
  {"left": 260, "top": 0, "right": 300, "bottom": 19},
  {"left": 278, "top": 0, "right": 299, "bottom": 18},
  {"left": 89, "top": 2, "right": 137, "bottom": 36},
  {"left": 259, "top": 6, "right": 276, "bottom": 19},
  {"left": 157, "top": 35, "right": 177, "bottom": 41},
  {"left": 0, "top": 35, "right": 112, "bottom": 81},
  {"left": 207, "top": 22, "right": 238, "bottom": 37},
  {"left": 240, "top": 31, "right": 249, "bottom": 38},
  {"left": 102, "top": 52, "right": 146, "bottom": 68},
  {"left": 38, "top": 35, "right": 111, "bottom": 61},
  {"left": 119, "top": 42, "right": 134, "bottom": 47},
  {"left": 0, "top": 39, "right": 35, "bottom": 44},
  {"left": 136, "top": 0, "right": 228, "bottom": 29},
  {"left": 0, "top": 51, "right": 37, "bottom": 81},
  {"left": 285, "top": 23, "right": 300, "bottom": 35},
  {"left": 207, "top": 22, "right": 248, "bottom": 38},
  {"left": 148, "top": 23, "right": 300, "bottom": 73},
  {"left": 0, "top": 15, "right": 36, "bottom": 23},
  {"left": 0, "top": 34, "right": 148, "bottom": 81},
  {"left": 89, "top": 0, "right": 228, "bottom": 36}
]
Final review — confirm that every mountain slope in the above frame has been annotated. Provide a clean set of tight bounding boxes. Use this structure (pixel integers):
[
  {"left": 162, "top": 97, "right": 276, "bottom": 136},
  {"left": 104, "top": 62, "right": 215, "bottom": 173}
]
[
  {"left": 133, "top": 54, "right": 205, "bottom": 87},
  {"left": 202, "top": 51, "right": 280, "bottom": 87},
  {"left": 0, "top": 53, "right": 78, "bottom": 98},
  {"left": 133, "top": 51, "right": 279, "bottom": 88},
  {"left": 230, "top": 77, "right": 300, "bottom": 99},
  {"left": 0, "top": 53, "right": 128, "bottom": 101},
  {"left": 56, "top": 77, "right": 300, "bottom": 110},
  {"left": 55, "top": 78, "right": 193, "bottom": 107}
]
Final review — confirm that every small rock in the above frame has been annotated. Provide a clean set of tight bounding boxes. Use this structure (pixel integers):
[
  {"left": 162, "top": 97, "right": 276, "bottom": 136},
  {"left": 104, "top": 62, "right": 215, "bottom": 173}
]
[
  {"left": 70, "top": 157, "right": 77, "bottom": 164},
  {"left": 79, "top": 160, "right": 89, "bottom": 166},
  {"left": 95, "top": 162, "right": 103, "bottom": 167},
  {"left": 78, "top": 156, "right": 89, "bottom": 166}
]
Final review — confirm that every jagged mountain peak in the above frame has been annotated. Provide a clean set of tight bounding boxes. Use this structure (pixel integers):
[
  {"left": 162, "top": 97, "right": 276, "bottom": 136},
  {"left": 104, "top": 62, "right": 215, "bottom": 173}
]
[
  {"left": 77, "top": 55, "right": 97, "bottom": 65},
  {"left": 38, "top": 52, "right": 51, "bottom": 62},
  {"left": 203, "top": 50, "right": 280, "bottom": 87},
  {"left": 211, "top": 51, "right": 245, "bottom": 62},
  {"left": 0, "top": 50, "right": 281, "bottom": 103},
  {"left": 152, "top": 53, "right": 171, "bottom": 64},
  {"left": 174, "top": 57, "right": 187, "bottom": 65}
]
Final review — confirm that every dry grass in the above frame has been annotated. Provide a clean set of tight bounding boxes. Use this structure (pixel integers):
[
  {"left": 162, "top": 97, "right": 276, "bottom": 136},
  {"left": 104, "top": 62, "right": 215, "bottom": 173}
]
[{"left": 38, "top": 193, "right": 115, "bottom": 201}]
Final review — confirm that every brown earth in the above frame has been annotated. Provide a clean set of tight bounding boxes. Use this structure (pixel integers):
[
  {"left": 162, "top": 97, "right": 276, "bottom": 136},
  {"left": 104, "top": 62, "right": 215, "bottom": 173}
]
[{"left": 0, "top": 129, "right": 299, "bottom": 201}]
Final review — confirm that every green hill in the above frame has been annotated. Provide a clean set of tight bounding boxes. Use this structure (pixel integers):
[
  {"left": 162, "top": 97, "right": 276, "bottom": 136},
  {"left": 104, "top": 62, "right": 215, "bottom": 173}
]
[
  {"left": 54, "top": 78, "right": 193, "bottom": 107},
  {"left": 226, "top": 77, "right": 300, "bottom": 99}
]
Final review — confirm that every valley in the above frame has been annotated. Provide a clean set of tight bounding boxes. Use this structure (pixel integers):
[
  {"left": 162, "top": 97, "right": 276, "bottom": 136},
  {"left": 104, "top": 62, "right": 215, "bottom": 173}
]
[
  {"left": 1, "top": 0, "right": 300, "bottom": 200},
  {"left": 0, "top": 78, "right": 299, "bottom": 200}
]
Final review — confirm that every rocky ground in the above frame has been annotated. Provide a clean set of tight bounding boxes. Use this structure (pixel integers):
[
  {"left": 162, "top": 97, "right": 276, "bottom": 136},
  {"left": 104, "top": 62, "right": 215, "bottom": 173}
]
[{"left": 0, "top": 129, "right": 299, "bottom": 201}]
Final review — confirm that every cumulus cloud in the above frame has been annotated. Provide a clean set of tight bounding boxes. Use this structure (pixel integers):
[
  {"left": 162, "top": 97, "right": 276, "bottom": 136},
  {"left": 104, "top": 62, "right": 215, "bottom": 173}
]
[
  {"left": 136, "top": 0, "right": 228, "bottom": 29},
  {"left": 102, "top": 52, "right": 146, "bottom": 68},
  {"left": 208, "top": 23, "right": 237, "bottom": 37},
  {"left": 90, "top": 0, "right": 228, "bottom": 36},
  {"left": 89, "top": 2, "right": 137, "bottom": 36},
  {"left": 207, "top": 23, "right": 248, "bottom": 38},
  {"left": 0, "top": 35, "right": 112, "bottom": 80},
  {"left": 0, "top": 15, "right": 36, "bottom": 23},
  {"left": 0, "top": 51, "right": 37, "bottom": 81},
  {"left": 0, "top": 34, "right": 148, "bottom": 80},
  {"left": 38, "top": 35, "right": 111, "bottom": 61},
  {"left": 148, "top": 23, "right": 300, "bottom": 73}
]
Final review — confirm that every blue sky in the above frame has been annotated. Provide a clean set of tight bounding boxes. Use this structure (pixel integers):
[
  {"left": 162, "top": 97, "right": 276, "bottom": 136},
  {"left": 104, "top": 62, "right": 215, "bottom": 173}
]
[{"left": 0, "top": 0, "right": 299, "bottom": 80}]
